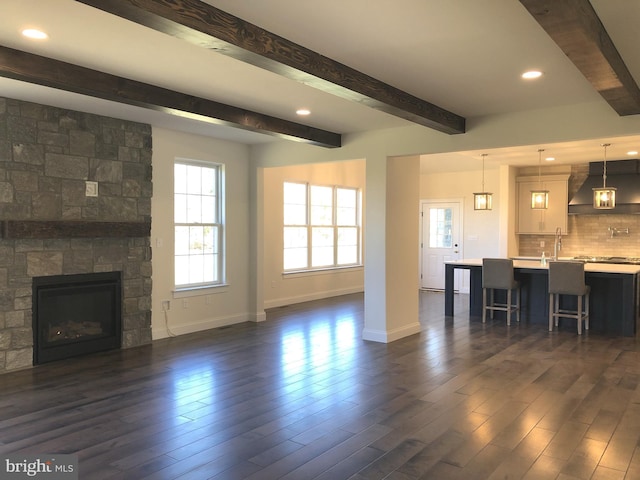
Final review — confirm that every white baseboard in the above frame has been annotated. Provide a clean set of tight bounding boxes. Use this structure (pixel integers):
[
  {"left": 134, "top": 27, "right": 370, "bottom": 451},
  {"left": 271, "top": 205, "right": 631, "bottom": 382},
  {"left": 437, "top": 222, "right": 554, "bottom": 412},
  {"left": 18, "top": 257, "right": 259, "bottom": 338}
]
[
  {"left": 362, "top": 321, "right": 421, "bottom": 343},
  {"left": 152, "top": 312, "right": 250, "bottom": 340},
  {"left": 264, "top": 286, "right": 364, "bottom": 310},
  {"left": 249, "top": 311, "right": 267, "bottom": 323}
]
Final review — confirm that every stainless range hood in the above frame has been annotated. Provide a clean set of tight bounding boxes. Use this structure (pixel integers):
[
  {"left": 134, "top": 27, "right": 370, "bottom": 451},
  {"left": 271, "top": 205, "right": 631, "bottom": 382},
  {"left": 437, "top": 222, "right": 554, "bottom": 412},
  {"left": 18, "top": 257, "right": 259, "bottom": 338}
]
[{"left": 569, "top": 160, "right": 640, "bottom": 214}]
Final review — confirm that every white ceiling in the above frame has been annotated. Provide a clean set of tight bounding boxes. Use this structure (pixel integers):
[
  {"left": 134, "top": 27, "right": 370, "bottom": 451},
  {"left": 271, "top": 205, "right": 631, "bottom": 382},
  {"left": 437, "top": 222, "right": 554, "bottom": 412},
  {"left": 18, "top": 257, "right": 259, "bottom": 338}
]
[{"left": 2, "top": 0, "right": 640, "bottom": 172}]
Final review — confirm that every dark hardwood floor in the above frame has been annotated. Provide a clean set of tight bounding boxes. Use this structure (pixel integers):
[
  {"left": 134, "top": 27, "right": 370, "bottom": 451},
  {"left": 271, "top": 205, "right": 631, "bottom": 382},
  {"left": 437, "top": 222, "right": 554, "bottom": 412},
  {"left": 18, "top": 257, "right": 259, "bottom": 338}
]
[{"left": 2, "top": 291, "right": 640, "bottom": 479}]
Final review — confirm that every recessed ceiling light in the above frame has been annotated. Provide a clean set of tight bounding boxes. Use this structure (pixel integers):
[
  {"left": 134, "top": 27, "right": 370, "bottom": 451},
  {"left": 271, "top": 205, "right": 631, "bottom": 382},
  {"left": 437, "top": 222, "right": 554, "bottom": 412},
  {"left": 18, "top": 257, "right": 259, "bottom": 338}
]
[
  {"left": 545, "top": 156, "right": 555, "bottom": 162},
  {"left": 627, "top": 150, "right": 638, "bottom": 156},
  {"left": 522, "top": 70, "right": 543, "bottom": 80},
  {"left": 22, "top": 28, "right": 48, "bottom": 40},
  {"left": 296, "top": 108, "right": 311, "bottom": 116}
]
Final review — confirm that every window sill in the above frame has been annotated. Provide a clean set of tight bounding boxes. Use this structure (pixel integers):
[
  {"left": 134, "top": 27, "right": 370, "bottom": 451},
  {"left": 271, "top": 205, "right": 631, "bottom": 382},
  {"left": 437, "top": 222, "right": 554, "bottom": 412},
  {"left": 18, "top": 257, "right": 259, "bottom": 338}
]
[
  {"left": 283, "top": 265, "right": 363, "bottom": 278},
  {"left": 173, "top": 284, "right": 229, "bottom": 298}
]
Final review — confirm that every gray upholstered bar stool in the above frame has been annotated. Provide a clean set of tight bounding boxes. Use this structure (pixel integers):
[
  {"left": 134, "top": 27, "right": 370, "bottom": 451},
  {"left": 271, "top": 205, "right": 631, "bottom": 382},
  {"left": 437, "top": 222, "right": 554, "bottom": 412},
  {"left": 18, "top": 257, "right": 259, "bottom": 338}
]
[
  {"left": 548, "top": 261, "right": 590, "bottom": 334},
  {"left": 482, "top": 258, "right": 521, "bottom": 325}
]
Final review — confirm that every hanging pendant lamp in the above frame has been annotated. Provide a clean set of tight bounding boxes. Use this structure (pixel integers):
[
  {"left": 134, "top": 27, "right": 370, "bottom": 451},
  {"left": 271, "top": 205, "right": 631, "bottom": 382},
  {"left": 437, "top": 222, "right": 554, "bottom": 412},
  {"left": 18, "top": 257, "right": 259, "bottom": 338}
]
[
  {"left": 530, "top": 148, "right": 549, "bottom": 209},
  {"left": 473, "top": 153, "right": 492, "bottom": 210},
  {"left": 593, "top": 143, "right": 616, "bottom": 209}
]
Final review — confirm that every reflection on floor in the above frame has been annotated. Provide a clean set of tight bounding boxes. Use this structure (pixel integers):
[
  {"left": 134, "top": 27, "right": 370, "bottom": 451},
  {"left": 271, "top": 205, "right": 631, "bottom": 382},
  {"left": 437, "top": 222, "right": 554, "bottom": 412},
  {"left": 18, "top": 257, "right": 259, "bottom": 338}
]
[{"left": 1, "top": 290, "right": 640, "bottom": 479}]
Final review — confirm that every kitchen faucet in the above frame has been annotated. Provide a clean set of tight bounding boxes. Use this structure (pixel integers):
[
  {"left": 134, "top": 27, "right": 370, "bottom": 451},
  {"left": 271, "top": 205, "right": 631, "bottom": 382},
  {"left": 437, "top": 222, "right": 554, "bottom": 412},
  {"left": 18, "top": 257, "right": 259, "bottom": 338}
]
[{"left": 553, "top": 227, "right": 562, "bottom": 261}]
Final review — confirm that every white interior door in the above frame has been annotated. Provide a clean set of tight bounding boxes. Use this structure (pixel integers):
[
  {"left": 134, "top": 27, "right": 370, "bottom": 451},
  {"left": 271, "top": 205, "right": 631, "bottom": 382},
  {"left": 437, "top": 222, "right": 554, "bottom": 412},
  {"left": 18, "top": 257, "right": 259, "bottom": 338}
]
[{"left": 420, "top": 200, "right": 462, "bottom": 291}]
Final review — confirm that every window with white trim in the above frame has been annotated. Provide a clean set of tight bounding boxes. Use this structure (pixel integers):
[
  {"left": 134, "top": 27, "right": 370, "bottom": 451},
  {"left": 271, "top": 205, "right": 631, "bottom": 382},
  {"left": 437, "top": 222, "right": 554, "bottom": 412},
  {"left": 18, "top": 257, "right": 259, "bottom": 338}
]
[
  {"left": 174, "top": 161, "right": 224, "bottom": 288},
  {"left": 283, "top": 182, "right": 361, "bottom": 271}
]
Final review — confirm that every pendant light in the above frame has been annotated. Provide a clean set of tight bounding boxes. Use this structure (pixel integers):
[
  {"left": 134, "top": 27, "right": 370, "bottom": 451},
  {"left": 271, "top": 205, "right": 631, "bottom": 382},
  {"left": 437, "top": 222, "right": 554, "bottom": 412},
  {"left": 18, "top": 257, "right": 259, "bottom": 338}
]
[
  {"left": 473, "top": 153, "right": 492, "bottom": 210},
  {"left": 530, "top": 148, "right": 549, "bottom": 209},
  {"left": 593, "top": 143, "right": 616, "bottom": 209}
]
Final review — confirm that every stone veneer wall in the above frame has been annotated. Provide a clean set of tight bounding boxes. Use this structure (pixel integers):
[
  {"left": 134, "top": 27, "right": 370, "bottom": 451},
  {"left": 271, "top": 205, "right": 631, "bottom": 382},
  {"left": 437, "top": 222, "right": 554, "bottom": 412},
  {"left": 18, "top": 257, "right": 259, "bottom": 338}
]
[
  {"left": 519, "top": 164, "right": 640, "bottom": 257},
  {"left": 0, "top": 97, "right": 152, "bottom": 373}
]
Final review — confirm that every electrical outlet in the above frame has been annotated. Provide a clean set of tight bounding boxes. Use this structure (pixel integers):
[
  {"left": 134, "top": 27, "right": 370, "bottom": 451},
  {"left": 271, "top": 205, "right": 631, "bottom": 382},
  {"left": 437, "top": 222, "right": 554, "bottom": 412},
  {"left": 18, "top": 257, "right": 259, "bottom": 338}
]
[
  {"left": 85, "top": 181, "right": 98, "bottom": 197},
  {"left": 182, "top": 299, "right": 188, "bottom": 309},
  {"left": 162, "top": 300, "right": 170, "bottom": 311},
  {"left": 540, "top": 240, "right": 545, "bottom": 248},
  {"left": 205, "top": 295, "right": 212, "bottom": 305}
]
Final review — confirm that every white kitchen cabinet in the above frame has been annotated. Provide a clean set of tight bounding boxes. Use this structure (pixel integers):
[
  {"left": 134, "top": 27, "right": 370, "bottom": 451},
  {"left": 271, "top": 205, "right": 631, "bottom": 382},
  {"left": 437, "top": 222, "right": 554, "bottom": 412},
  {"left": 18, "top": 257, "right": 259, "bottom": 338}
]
[{"left": 516, "top": 174, "right": 569, "bottom": 234}]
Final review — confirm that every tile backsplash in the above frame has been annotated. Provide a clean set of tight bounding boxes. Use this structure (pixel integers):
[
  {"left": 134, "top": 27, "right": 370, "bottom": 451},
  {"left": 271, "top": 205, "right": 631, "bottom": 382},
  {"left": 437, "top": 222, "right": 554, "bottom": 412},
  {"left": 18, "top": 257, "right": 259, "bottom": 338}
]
[{"left": 519, "top": 214, "right": 640, "bottom": 258}]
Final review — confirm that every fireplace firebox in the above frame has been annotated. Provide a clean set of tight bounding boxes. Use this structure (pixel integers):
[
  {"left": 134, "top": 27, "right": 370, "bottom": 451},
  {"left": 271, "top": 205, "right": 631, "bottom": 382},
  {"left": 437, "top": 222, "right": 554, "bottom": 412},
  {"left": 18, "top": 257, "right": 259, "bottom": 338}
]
[{"left": 32, "top": 272, "right": 122, "bottom": 365}]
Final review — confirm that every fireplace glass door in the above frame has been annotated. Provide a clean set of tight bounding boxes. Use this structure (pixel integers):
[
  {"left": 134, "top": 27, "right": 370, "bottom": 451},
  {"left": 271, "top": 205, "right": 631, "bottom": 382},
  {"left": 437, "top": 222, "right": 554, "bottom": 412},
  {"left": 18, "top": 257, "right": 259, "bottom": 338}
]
[{"left": 33, "top": 271, "right": 122, "bottom": 364}]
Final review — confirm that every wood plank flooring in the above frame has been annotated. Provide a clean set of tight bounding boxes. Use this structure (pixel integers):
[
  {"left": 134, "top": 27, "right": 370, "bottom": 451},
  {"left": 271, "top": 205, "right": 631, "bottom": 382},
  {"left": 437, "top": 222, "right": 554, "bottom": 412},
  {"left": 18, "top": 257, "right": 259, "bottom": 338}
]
[{"left": 2, "top": 291, "right": 640, "bottom": 479}]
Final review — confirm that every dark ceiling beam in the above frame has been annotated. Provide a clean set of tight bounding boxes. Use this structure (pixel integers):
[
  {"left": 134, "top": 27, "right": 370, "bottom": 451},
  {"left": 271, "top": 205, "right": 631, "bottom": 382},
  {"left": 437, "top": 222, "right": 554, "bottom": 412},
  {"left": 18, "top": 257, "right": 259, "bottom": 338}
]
[
  {"left": 75, "top": 0, "right": 466, "bottom": 135},
  {"left": 0, "top": 46, "right": 341, "bottom": 148},
  {"left": 519, "top": 0, "right": 640, "bottom": 116}
]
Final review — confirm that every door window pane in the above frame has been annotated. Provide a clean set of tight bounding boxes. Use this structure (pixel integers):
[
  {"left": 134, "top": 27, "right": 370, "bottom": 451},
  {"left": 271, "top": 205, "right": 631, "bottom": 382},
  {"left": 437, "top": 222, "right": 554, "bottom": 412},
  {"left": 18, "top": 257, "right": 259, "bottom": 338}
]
[{"left": 429, "top": 208, "right": 453, "bottom": 248}]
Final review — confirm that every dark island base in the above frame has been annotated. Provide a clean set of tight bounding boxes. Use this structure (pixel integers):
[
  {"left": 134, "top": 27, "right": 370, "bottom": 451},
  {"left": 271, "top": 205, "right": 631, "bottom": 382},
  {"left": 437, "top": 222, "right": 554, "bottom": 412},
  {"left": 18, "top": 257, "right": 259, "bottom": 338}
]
[{"left": 446, "top": 264, "right": 639, "bottom": 337}]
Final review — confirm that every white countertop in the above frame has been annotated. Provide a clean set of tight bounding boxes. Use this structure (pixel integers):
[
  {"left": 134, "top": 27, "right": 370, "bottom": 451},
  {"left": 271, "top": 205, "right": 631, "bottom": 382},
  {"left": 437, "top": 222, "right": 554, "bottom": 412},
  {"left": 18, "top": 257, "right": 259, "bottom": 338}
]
[{"left": 446, "top": 258, "right": 640, "bottom": 274}]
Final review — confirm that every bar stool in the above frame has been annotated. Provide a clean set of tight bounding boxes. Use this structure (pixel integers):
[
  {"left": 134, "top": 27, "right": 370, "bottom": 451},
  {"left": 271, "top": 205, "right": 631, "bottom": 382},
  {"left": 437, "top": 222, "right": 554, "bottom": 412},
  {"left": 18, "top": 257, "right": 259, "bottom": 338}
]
[
  {"left": 482, "top": 258, "right": 521, "bottom": 325},
  {"left": 548, "top": 261, "right": 590, "bottom": 334}
]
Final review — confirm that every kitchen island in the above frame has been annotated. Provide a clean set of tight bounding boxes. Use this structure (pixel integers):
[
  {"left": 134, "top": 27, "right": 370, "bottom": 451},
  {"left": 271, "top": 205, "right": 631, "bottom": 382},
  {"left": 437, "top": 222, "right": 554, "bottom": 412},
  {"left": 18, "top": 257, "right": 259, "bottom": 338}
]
[{"left": 444, "top": 259, "right": 640, "bottom": 336}]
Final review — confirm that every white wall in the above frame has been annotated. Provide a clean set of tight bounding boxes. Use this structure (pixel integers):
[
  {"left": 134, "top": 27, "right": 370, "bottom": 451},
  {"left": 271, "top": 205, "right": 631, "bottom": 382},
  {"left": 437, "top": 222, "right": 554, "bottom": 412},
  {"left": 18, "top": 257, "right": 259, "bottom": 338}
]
[
  {"left": 151, "top": 127, "right": 252, "bottom": 339},
  {"left": 420, "top": 168, "right": 502, "bottom": 260},
  {"left": 384, "top": 156, "right": 420, "bottom": 338},
  {"left": 262, "top": 160, "right": 365, "bottom": 308}
]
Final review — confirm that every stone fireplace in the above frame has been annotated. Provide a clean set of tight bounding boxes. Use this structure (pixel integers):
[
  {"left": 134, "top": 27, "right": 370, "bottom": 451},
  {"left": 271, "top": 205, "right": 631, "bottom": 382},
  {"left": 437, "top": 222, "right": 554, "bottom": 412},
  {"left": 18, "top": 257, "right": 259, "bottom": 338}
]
[{"left": 0, "top": 97, "right": 153, "bottom": 373}]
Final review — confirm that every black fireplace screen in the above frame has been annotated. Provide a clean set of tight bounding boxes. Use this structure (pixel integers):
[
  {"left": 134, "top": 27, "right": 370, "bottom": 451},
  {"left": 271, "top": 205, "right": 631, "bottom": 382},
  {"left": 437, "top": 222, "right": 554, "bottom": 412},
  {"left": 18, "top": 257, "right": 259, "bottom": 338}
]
[{"left": 33, "top": 272, "right": 122, "bottom": 364}]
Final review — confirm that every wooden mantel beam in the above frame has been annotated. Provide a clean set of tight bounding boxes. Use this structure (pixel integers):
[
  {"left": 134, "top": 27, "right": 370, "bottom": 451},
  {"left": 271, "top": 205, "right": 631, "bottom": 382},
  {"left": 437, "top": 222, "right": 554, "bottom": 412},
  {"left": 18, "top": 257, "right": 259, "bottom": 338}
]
[
  {"left": 0, "top": 46, "right": 341, "bottom": 148},
  {"left": 519, "top": 0, "right": 640, "bottom": 116},
  {"left": 75, "top": 0, "right": 466, "bottom": 135}
]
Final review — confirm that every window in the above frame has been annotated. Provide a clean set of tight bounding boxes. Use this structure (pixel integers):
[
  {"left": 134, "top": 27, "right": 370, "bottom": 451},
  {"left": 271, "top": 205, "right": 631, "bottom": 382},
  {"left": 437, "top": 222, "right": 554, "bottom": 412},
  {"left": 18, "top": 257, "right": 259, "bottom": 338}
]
[
  {"left": 284, "top": 182, "right": 361, "bottom": 271},
  {"left": 174, "top": 161, "right": 223, "bottom": 288},
  {"left": 429, "top": 207, "right": 453, "bottom": 248}
]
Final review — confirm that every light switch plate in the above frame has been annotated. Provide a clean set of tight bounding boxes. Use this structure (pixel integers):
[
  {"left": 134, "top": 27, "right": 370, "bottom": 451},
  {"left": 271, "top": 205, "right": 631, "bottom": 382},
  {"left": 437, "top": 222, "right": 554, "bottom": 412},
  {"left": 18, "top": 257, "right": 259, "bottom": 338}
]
[{"left": 85, "top": 181, "right": 98, "bottom": 197}]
